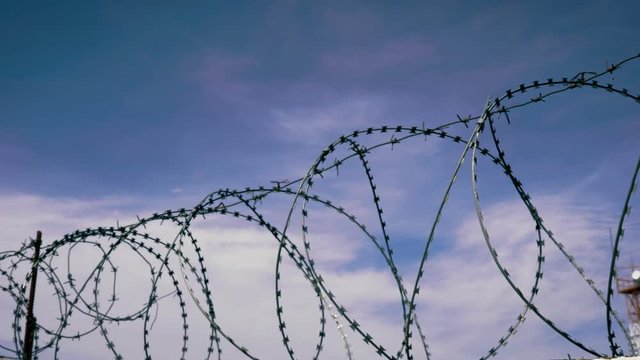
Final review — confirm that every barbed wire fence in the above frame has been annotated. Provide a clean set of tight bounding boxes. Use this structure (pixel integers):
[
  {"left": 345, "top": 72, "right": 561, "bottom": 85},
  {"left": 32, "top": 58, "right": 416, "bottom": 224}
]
[{"left": 1, "top": 53, "right": 639, "bottom": 360}]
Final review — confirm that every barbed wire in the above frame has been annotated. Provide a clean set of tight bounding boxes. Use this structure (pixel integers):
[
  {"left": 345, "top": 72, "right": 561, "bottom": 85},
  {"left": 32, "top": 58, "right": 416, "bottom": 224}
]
[{"left": 1, "top": 53, "right": 638, "bottom": 359}]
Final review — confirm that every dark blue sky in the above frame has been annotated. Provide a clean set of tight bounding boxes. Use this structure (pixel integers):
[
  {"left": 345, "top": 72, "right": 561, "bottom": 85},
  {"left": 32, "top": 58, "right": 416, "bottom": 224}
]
[{"left": 1, "top": 1, "right": 637, "bottom": 199}]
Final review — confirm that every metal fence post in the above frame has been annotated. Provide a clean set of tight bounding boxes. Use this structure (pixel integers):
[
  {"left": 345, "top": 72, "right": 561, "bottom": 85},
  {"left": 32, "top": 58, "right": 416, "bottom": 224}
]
[{"left": 22, "top": 231, "right": 41, "bottom": 360}]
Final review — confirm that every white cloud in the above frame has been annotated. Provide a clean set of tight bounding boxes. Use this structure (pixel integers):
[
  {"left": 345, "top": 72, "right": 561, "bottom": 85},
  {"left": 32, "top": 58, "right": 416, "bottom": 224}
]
[
  {"left": 0, "top": 193, "right": 403, "bottom": 359},
  {"left": 416, "top": 191, "right": 628, "bottom": 359},
  {"left": 0, "top": 188, "right": 632, "bottom": 360}
]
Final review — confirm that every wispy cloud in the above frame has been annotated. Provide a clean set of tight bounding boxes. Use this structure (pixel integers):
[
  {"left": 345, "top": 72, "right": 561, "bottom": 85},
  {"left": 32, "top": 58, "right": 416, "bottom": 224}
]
[
  {"left": 0, "top": 183, "right": 630, "bottom": 359},
  {"left": 418, "top": 191, "right": 624, "bottom": 359},
  {"left": 271, "top": 95, "right": 389, "bottom": 144}
]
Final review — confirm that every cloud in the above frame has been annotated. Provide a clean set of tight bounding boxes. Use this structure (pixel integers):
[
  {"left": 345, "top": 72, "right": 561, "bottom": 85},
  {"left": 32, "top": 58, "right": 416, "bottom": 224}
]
[
  {"left": 0, "top": 193, "right": 405, "bottom": 359},
  {"left": 416, "top": 191, "right": 625, "bottom": 359},
  {"left": 271, "top": 95, "right": 389, "bottom": 144},
  {"left": 0, "top": 193, "right": 139, "bottom": 243},
  {"left": 0, "top": 183, "right": 632, "bottom": 360}
]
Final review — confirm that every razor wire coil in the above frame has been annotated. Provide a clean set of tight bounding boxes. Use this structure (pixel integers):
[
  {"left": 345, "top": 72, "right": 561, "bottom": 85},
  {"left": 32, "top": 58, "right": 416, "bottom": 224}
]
[{"left": 0, "top": 53, "right": 639, "bottom": 360}]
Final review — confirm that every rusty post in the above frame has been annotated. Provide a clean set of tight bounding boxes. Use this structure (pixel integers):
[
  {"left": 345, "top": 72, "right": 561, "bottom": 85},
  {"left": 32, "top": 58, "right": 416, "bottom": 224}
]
[{"left": 22, "top": 231, "right": 41, "bottom": 360}]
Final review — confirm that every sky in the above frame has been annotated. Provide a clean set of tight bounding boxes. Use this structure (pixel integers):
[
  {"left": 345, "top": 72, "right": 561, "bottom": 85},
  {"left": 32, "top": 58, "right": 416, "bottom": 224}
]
[{"left": 0, "top": 1, "right": 639, "bottom": 359}]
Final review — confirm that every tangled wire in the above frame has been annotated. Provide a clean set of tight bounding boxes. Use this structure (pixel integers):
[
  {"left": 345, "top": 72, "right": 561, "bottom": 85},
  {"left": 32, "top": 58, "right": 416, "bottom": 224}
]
[{"left": 1, "top": 54, "right": 639, "bottom": 360}]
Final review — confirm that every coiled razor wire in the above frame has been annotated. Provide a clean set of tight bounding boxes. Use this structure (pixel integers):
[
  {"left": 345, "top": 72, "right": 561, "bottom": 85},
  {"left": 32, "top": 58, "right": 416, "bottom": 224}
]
[{"left": 1, "top": 53, "right": 639, "bottom": 359}]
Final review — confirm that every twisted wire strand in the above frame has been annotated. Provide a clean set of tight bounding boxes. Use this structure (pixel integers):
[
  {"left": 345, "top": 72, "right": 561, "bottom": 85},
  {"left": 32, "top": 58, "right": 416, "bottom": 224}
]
[{"left": 0, "top": 53, "right": 638, "bottom": 359}]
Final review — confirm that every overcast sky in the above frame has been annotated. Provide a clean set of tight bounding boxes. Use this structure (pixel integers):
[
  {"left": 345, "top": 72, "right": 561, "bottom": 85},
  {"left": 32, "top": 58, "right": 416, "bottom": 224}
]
[{"left": 1, "top": 2, "right": 639, "bottom": 360}]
